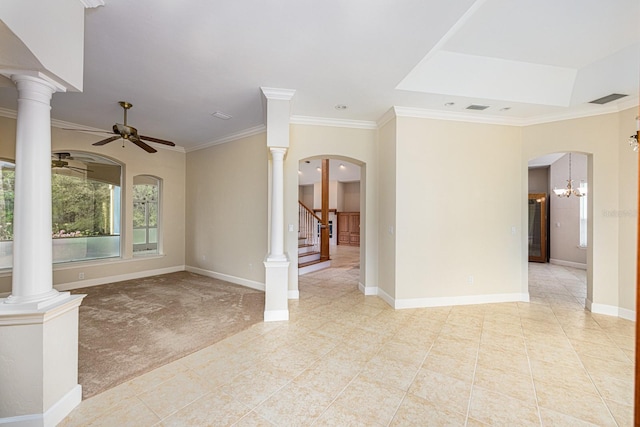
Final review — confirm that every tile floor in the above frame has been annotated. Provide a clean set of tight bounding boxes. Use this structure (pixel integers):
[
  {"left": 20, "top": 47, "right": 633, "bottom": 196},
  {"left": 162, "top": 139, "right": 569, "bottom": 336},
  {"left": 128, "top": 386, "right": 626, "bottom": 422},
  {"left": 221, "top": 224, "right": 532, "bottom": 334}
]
[{"left": 61, "top": 250, "right": 635, "bottom": 426}]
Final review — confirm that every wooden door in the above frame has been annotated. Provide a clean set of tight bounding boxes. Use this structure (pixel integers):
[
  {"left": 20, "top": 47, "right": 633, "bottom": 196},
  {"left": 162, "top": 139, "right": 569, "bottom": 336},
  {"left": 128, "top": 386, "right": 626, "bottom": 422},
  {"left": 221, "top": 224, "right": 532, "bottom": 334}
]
[
  {"left": 338, "top": 212, "right": 360, "bottom": 247},
  {"left": 349, "top": 213, "right": 360, "bottom": 246},
  {"left": 338, "top": 213, "right": 350, "bottom": 245},
  {"left": 528, "top": 193, "right": 547, "bottom": 262}
]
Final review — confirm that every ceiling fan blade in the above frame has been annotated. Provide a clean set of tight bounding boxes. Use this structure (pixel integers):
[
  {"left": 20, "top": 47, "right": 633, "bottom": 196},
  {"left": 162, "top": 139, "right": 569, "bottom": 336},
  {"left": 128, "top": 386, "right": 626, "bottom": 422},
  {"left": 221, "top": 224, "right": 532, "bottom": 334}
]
[
  {"left": 66, "top": 166, "right": 93, "bottom": 173},
  {"left": 92, "top": 135, "right": 122, "bottom": 146},
  {"left": 130, "top": 136, "right": 157, "bottom": 153},
  {"left": 139, "top": 135, "right": 176, "bottom": 146}
]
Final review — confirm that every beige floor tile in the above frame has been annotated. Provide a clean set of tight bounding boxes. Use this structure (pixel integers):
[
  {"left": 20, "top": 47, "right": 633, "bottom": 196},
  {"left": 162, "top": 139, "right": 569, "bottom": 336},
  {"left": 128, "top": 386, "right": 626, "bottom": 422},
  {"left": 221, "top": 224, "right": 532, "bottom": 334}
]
[
  {"left": 535, "top": 379, "right": 617, "bottom": 426},
  {"left": 570, "top": 338, "right": 631, "bottom": 363},
  {"left": 580, "top": 355, "right": 633, "bottom": 381},
  {"left": 219, "top": 369, "right": 289, "bottom": 409},
  {"left": 390, "top": 393, "right": 466, "bottom": 426},
  {"left": 160, "top": 391, "right": 251, "bottom": 426},
  {"left": 589, "top": 373, "right": 634, "bottom": 406},
  {"left": 476, "top": 346, "right": 530, "bottom": 375},
  {"left": 421, "top": 352, "right": 476, "bottom": 383},
  {"left": 85, "top": 397, "right": 160, "bottom": 427},
  {"left": 473, "top": 363, "right": 536, "bottom": 405},
  {"left": 332, "top": 375, "right": 405, "bottom": 425},
  {"left": 604, "top": 399, "right": 633, "bottom": 427},
  {"left": 59, "top": 383, "right": 140, "bottom": 426},
  {"left": 528, "top": 358, "right": 596, "bottom": 394},
  {"left": 468, "top": 386, "right": 540, "bottom": 426},
  {"left": 408, "top": 368, "right": 471, "bottom": 416},
  {"left": 254, "top": 381, "right": 334, "bottom": 425},
  {"left": 358, "top": 353, "right": 421, "bottom": 391},
  {"left": 539, "top": 407, "right": 600, "bottom": 426},
  {"left": 231, "top": 410, "right": 276, "bottom": 426},
  {"left": 137, "top": 370, "right": 212, "bottom": 419},
  {"left": 313, "top": 402, "right": 385, "bottom": 426}
]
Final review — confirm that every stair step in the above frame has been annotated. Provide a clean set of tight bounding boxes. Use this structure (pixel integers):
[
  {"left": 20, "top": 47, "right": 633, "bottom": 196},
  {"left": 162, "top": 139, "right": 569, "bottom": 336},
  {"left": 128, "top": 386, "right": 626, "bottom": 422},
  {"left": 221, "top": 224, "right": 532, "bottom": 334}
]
[
  {"left": 299, "top": 251, "right": 320, "bottom": 263},
  {"left": 299, "top": 259, "right": 331, "bottom": 275}
]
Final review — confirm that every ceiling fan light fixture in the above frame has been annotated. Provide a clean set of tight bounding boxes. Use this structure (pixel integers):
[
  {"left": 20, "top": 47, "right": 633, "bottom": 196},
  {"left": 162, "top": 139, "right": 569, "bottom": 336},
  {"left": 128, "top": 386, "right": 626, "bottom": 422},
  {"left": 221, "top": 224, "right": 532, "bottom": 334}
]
[{"left": 211, "top": 111, "right": 232, "bottom": 120}]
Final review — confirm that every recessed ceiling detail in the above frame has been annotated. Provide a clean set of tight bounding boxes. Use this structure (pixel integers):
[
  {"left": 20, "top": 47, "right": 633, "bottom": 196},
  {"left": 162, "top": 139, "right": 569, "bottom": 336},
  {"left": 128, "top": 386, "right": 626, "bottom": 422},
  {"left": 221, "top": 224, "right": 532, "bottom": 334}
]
[
  {"left": 466, "top": 104, "right": 489, "bottom": 111},
  {"left": 588, "top": 93, "right": 628, "bottom": 105}
]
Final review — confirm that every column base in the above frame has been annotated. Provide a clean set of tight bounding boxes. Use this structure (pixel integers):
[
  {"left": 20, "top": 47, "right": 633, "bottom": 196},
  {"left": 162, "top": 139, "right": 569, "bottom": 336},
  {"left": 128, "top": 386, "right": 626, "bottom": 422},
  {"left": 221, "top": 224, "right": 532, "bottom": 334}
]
[
  {"left": 264, "top": 258, "right": 290, "bottom": 322},
  {"left": 0, "top": 294, "right": 85, "bottom": 426},
  {"left": 2, "top": 290, "right": 68, "bottom": 311}
]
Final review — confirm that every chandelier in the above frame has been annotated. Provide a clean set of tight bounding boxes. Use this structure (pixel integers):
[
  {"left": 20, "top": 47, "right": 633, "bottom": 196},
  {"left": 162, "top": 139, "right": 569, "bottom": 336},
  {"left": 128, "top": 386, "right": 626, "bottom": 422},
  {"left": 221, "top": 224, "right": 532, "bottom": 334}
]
[
  {"left": 629, "top": 116, "right": 640, "bottom": 151},
  {"left": 553, "top": 153, "right": 586, "bottom": 198}
]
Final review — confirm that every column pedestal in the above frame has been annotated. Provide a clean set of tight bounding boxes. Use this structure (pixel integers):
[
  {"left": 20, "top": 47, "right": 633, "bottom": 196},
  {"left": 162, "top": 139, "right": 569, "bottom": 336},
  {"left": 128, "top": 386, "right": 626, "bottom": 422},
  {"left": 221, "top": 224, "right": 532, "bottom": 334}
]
[
  {"left": 264, "top": 259, "right": 290, "bottom": 322},
  {"left": 0, "top": 295, "right": 85, "bottom": 427}
]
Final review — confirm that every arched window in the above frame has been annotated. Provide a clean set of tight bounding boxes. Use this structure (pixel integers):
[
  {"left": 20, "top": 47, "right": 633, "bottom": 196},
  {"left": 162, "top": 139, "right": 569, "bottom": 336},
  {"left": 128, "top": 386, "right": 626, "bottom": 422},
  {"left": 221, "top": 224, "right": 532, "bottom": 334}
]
[
  {"left": 0, "top": 159, "right": 15, "bottom": 269},
  {"left": 133, "top": 175, "right": 160, "bottom": 255},
  {"left": 0, "top": 153, "right": 122, "bottom": 268},
  {"left": 51, "top": 152, "right": 122, "bottom": 263}
]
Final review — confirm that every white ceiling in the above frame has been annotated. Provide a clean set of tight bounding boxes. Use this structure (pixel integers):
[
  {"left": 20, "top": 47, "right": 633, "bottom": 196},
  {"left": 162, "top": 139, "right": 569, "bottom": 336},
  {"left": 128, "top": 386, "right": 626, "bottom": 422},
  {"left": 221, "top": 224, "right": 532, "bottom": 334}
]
[{"left": 0, "top": 0, "right": 638, "bottom": 153}]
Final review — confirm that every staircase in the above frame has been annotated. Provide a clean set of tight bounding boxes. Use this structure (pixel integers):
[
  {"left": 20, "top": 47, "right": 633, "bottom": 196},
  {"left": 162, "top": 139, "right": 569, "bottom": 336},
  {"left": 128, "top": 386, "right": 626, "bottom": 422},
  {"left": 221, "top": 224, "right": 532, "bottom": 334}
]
[{"left": 298, "top": 201, "right": 330, "bottom": 275}]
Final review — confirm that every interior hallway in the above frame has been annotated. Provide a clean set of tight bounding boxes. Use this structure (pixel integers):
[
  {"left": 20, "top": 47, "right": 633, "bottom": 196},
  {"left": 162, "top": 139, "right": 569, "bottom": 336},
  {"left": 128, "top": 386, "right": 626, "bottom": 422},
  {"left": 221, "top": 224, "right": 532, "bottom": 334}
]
[{"left": 61, "top": 248, "right": 634, "bottom": 426}]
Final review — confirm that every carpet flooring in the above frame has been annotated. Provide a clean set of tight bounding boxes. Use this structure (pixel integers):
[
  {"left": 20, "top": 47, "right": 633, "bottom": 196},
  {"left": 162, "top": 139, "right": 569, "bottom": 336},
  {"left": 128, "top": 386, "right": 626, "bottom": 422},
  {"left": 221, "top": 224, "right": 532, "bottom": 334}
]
[{"left": 70, "top": 271, "right": 264, "bottom": 398}]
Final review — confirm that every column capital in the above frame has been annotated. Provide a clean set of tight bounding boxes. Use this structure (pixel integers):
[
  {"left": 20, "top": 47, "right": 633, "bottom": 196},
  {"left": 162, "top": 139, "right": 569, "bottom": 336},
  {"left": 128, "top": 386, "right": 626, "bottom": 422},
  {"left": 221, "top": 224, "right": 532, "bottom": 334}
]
[
  {"left": 11, "top": 74, "right": 60, "bottom": 105},
  {"left": 269, "top": 147, "right": 287, "bottom": 159}
]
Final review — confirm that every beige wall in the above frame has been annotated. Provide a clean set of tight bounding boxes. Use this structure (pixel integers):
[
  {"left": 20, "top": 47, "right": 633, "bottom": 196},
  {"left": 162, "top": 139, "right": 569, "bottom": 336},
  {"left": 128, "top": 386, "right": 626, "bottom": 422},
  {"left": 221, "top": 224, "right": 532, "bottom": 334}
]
[
  {"left": 377, "top": 118, "right": 396, "bottom": 299},
  {"left": 0, "top": 116, "right": 186, "bottom": 294},
  {"left": 521, "top": 110, "right": 634, "bottom": 313},
  {"left": 343, "top": 181, "right": 360, "bottom": 212},
  {"left": 288, "top": 124, "right": 379, "bottom": 295},
  {"left": 394, "top": 117, "right": 523, "bottom": 302},
  {"left": 549, "top": 153, "right": 587, "bottom": 265},
  {"left": 185, "top": 133, "right": 268, "bottom": 286},
  {"left": 528, "top": 167, "right": 548, "bottom": 194}
]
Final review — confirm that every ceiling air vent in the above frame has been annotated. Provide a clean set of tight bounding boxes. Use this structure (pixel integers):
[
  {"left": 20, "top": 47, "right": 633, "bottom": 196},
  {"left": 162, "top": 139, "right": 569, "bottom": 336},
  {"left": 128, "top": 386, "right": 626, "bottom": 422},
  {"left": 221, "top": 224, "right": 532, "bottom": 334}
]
[
  {"left": 466, "top": 104, "right": 489, "bottom": 111},
  {"left": 589, "top": 93, "right": 627, "bottom": 105}
]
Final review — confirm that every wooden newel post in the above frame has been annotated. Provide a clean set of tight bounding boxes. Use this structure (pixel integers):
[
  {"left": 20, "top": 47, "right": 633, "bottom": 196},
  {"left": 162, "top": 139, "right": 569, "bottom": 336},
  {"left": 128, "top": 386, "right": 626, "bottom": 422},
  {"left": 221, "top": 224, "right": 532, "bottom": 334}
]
[{"left": 320, "top": 159, "right": 330, "bottom": 261}]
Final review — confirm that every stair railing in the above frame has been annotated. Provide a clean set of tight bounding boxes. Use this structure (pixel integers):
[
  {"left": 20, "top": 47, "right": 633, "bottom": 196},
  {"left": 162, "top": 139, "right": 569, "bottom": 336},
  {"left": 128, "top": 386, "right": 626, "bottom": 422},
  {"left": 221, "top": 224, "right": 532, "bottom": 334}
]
[{"left": 298, "top": 201, "right": 321, "bottom": 249}]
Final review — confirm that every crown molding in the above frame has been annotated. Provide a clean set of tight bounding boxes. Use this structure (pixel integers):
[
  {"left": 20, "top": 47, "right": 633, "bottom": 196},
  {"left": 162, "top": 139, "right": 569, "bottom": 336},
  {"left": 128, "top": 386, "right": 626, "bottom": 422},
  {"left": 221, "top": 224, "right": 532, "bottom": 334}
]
[
  {"left": 188, "top": 124, "right": 266, "bottom": 153},
  {"left": 393, "top": 106, "right": 523, "bottom": 126},
  {"left": 376, "top": 108, "right": 397, "bottom": 128},
  {"left": 260, "top": 87, "right": 296, "bottom": 101},
  {"left": 80, "top": 0, "right": 105, "bottom": 8},
  {"left": 0, "top": 107, "right": 16, "bottom": 119},
  {"left": 290, "top": 115, "right": 377, "bottom": 130}
]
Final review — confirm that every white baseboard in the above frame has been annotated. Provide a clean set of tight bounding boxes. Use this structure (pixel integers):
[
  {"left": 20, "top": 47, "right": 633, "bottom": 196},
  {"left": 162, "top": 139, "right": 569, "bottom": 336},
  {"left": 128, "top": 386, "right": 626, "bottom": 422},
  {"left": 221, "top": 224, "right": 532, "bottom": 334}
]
[
  {"left": 393, "top": 292, "right": 529, "bottom": 310},
  {"left": 0, "top": 384, "right": 81, "bottom": 427},
  {"left": 186, "top": 266, "right": 265, "bottom": 292},
  {"left": 587, "top": 299, "right": 636, "bottom": 321},
  {"left": 549, "top": 258, "right": 587, "bottom": 270},
  {"left": 619, "top": 307, "right": 636, "bottom": 322},
  {"left": 288, "top": 290, "right": 299, "bottom": 299},
  {"left": 55, "top": 266, "right": 186, "bottom": 292},
  {"left": 377, "top": 288, "right": 395, "bottom": 308},
  {"left": 264, "top": 309, "right": 289, "bottom": 322},
  {"left": 358, "top": 282, "right": 378, "bottom": 296}
]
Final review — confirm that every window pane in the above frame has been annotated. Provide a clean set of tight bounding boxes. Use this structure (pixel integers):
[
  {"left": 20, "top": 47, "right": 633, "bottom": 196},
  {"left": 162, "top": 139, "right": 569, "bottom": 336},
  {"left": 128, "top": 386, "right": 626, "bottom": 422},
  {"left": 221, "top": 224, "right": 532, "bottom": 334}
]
[
  {"left": 0, "top": 162, "right": 14, "bottom": 268},
  {"left": 148, "top": 202, "right": 158, "bottom": 227},
  {"left": 148, "top": 228, "right": 157, "bottom": 244},
  {"left": 133, "top": 228, "right": 147, "bottom": 245},
  {"left": 133, "top": 202, "right": 146, "bottom": 227},
  {"left": 51, "top": 153, "right": 121, "bottom": 263}
]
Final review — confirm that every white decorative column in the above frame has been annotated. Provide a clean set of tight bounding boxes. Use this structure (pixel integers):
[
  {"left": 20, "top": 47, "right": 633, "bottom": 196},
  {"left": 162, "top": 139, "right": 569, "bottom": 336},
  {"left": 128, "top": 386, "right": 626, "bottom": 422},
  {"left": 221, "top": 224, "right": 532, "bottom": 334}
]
[
  {"left": 261, "top": 88, "right": 295, "bottom": 322},
  {"left": 6, "top": 75, "right": 61, "bottom": 306},
  {"left": 0, "top": 74, "right": 85, "bottom": 427}
]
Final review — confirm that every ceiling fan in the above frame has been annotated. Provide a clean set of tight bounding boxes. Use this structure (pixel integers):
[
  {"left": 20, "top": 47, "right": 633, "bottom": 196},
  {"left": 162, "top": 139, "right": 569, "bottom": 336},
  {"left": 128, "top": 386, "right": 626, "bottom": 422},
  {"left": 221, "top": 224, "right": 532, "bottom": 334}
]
[
  {"left": 51, "top": 152, "right": 92, "bottom": 174},
  {"left": 89, "top": 101, "right": 176, "bottom": 153}
]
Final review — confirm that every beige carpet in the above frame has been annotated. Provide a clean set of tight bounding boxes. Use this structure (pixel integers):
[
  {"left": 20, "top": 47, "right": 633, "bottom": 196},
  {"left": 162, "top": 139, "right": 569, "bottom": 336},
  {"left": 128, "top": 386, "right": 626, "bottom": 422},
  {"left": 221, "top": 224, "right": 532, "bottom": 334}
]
[{"left": 70, "top": 271, "right": 264, "bottom": 398}]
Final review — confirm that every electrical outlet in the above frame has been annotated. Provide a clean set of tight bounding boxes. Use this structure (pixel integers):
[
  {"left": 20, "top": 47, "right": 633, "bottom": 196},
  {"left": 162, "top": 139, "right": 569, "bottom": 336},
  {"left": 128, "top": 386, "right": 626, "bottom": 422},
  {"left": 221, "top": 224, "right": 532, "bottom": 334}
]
[
  {"left": 467, "top": 275, "right": 474, "bottom": 285},
  {"left": 79, "top": 272, "right": 85, "bottom": 280}
]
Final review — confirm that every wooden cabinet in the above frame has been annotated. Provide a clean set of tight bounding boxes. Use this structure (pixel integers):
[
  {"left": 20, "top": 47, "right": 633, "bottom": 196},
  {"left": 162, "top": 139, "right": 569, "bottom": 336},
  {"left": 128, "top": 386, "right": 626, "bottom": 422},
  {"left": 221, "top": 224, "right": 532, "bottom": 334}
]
[
  {"left": 338, "top": 212, "right": 360, "bottom": 246},
  {"left": 528, "top": 193, "right": 547, "bottom": 262}
]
